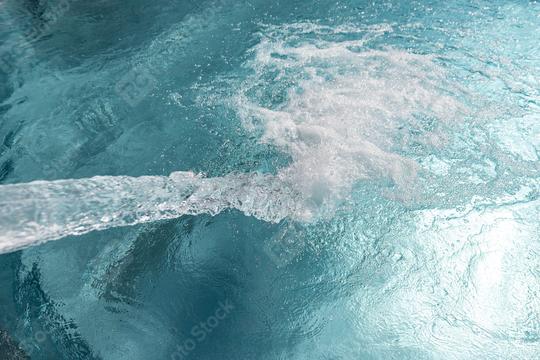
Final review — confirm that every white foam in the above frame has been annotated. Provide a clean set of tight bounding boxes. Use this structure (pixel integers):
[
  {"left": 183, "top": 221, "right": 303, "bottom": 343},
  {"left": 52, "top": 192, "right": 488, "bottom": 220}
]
[
  {"left": 235, "top": 23, "right": 468, "bottom": 205},
  {"left": 0, "top": 22, "right": 469, "bottom": 253}
]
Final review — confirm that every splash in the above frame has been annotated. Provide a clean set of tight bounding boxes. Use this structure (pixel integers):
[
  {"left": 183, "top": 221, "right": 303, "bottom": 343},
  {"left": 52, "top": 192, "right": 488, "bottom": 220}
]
[
  {"left": 234, "top": 22, "right": 468, "bottom": 205},
  {"left": 0, "top": 171, "right": 306, "bottom": 253},
  {"left": 0, "top": 23, "right": 470, "bottom": 253}
]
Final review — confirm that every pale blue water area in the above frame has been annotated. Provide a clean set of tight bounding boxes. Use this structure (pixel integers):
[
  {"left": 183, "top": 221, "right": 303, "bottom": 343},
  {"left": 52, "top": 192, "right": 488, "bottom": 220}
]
[{"left": 0, "top": 0, "right": 539, "bottom": 359}]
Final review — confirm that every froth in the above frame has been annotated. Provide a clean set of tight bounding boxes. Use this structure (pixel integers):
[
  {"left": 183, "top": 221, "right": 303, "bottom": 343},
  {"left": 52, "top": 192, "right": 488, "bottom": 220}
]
[
  {"left": 235, "top": 23, "right": 468, "bottom": 208},
  {"left": 0, "top": 22, "right": 472, "bottom": 253}
]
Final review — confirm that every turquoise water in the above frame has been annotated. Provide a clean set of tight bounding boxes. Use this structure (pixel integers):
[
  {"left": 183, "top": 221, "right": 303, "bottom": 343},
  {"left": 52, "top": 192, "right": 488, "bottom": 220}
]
[{"left": 0, "top": 0, "right": 539, "bottom": 359}]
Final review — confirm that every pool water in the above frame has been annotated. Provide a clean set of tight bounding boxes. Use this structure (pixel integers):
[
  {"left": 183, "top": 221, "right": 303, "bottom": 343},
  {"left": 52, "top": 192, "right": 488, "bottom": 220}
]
[{"left": 0, "top": 0, "right": 539, "bottom": 359}]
